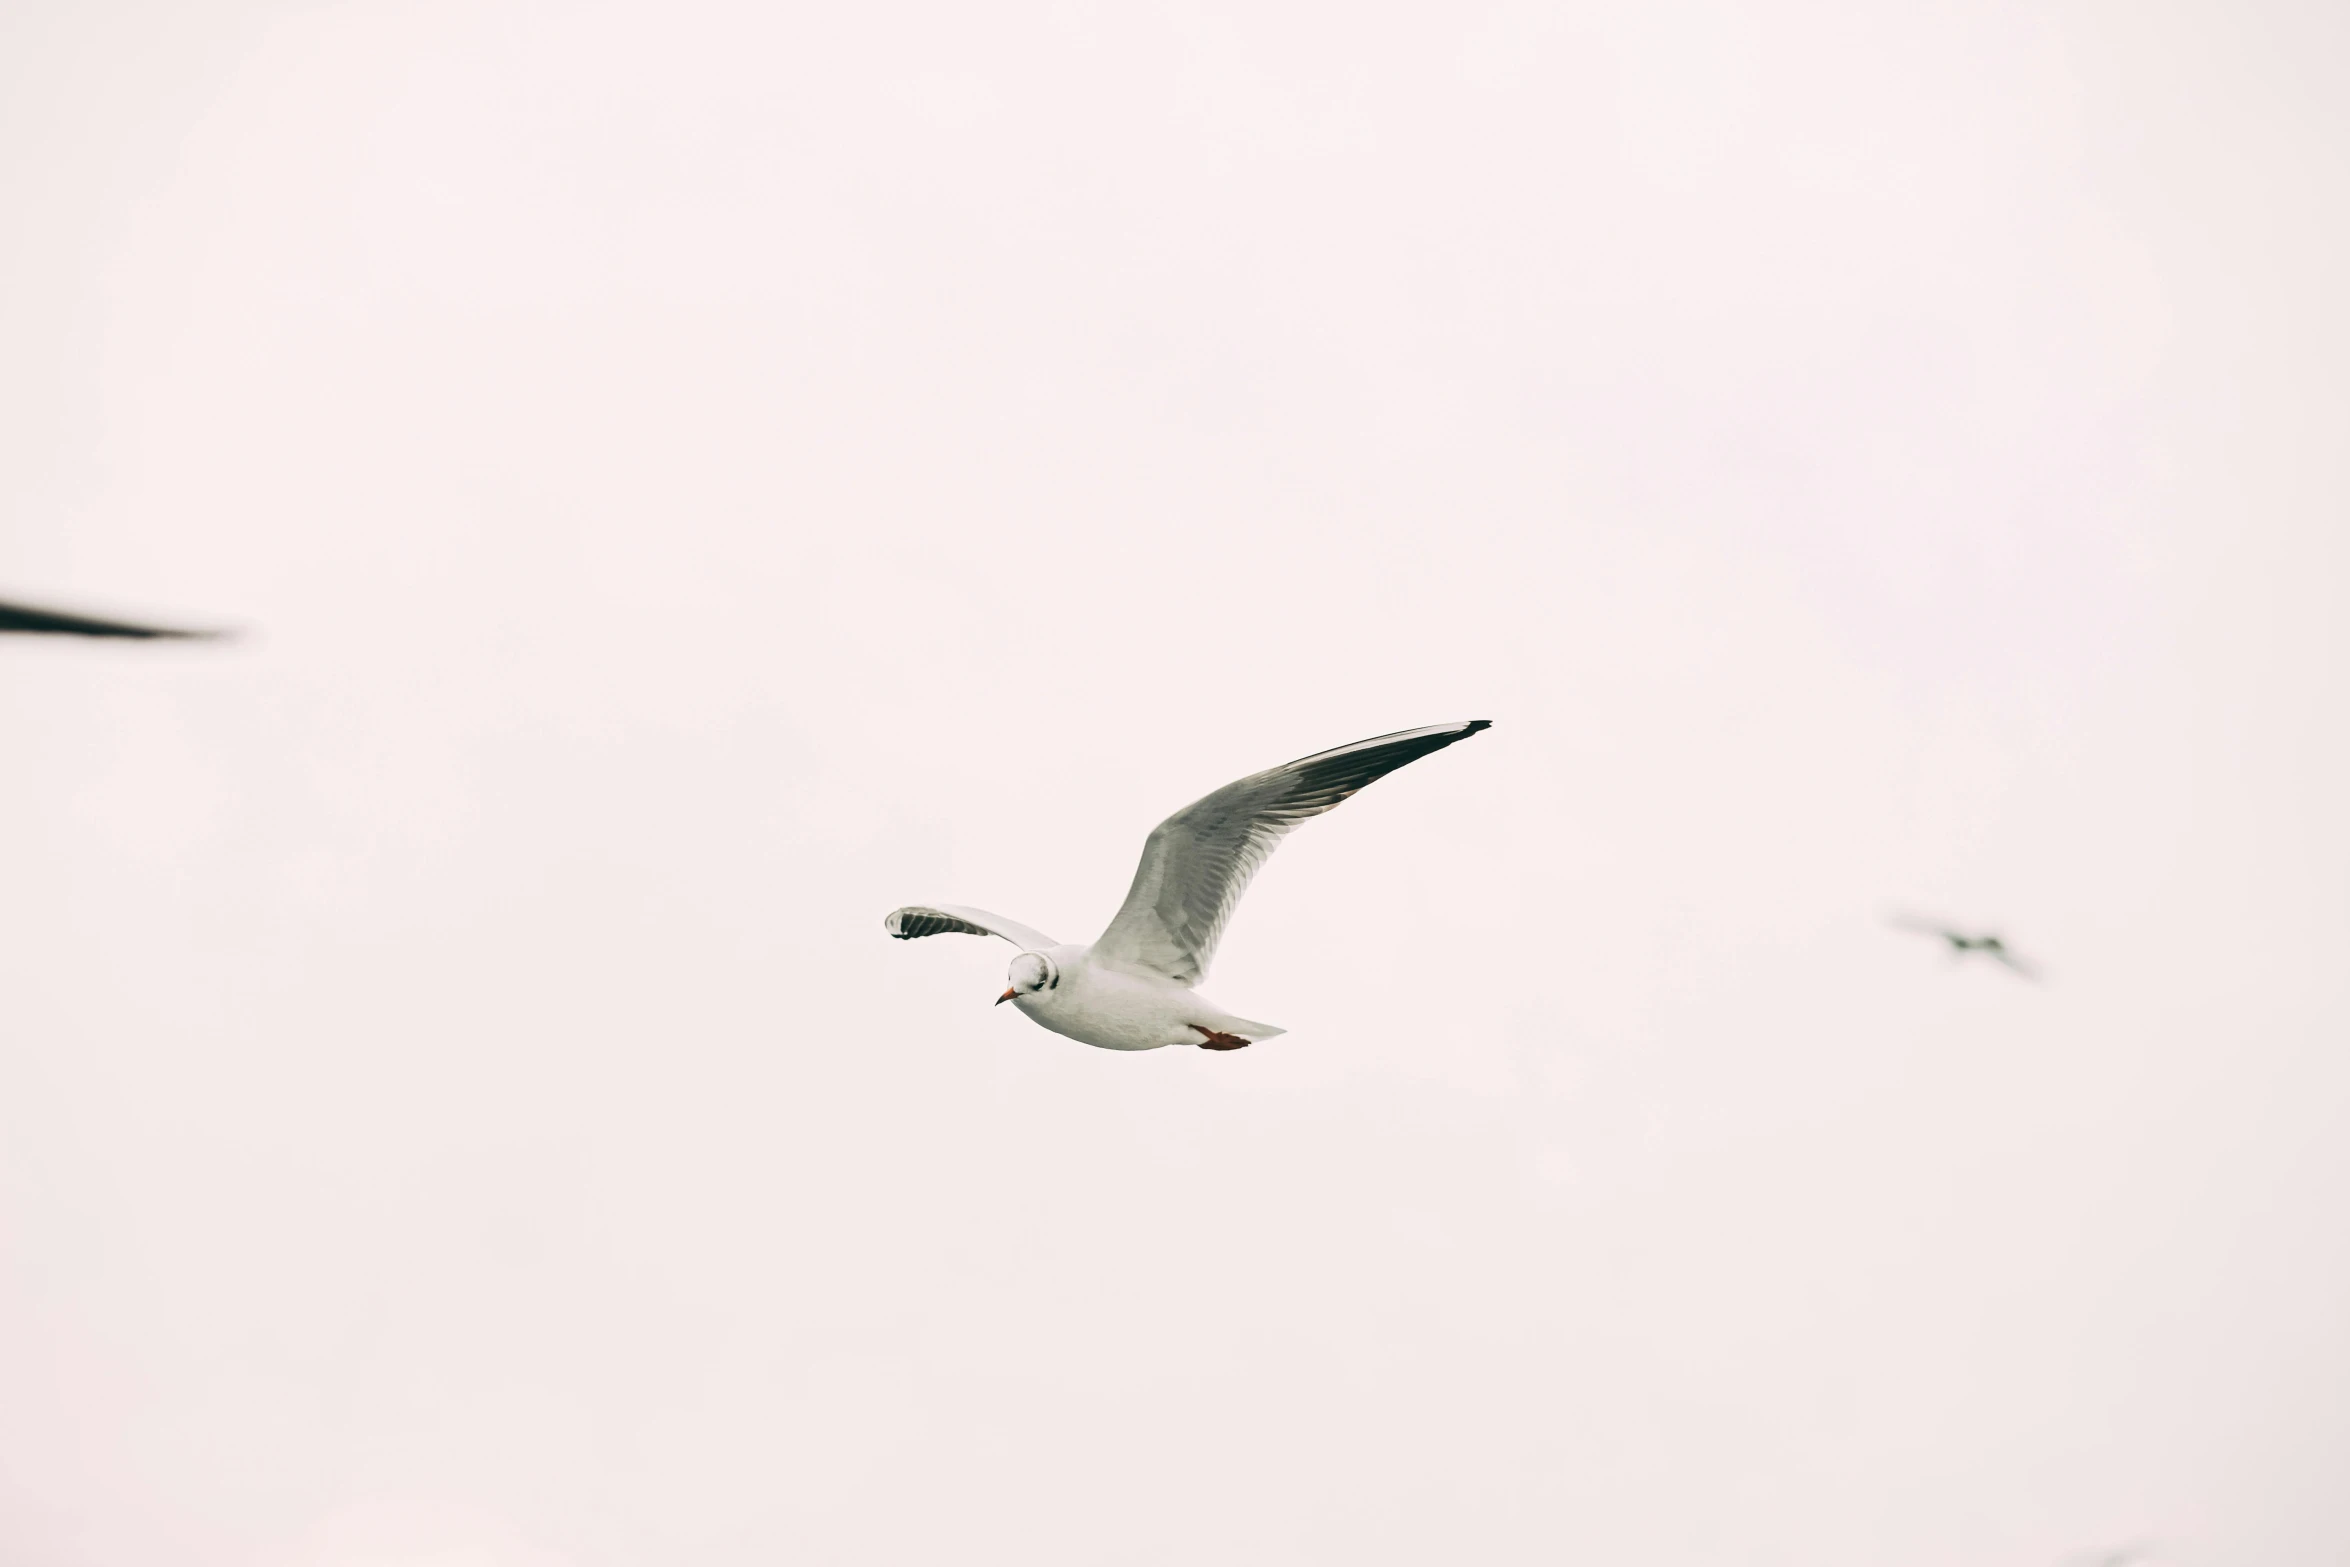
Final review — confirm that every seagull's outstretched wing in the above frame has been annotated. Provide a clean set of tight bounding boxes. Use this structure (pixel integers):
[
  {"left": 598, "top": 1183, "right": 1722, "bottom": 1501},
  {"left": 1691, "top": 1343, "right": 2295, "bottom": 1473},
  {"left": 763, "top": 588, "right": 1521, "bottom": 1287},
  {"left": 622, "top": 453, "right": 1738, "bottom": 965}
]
[
  {"left": 1093, "top": 720, "right": 1491, "bottom": 987},
  {"left": 883, "top": 904, "right": 1058, "bottom": 952},
  {"left": 1885, "top": 910, "right": 1961, "bottom": 944},
  {"left": 1982, "top": 941, "right": 2042, "bottom": 981},
  {"left": 0, "top": 596, "right": 225, "bottom": 639}
]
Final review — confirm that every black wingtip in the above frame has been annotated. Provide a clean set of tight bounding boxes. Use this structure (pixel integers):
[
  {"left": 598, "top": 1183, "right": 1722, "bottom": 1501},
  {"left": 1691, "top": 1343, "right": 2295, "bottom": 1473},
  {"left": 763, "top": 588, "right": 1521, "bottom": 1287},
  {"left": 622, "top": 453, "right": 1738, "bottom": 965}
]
[
  {"left": 0, "top": 597, "right": 236, "bottom": 641},
  {"left": 1463, "top": 719, "right": 1492, "bottom": 734}
]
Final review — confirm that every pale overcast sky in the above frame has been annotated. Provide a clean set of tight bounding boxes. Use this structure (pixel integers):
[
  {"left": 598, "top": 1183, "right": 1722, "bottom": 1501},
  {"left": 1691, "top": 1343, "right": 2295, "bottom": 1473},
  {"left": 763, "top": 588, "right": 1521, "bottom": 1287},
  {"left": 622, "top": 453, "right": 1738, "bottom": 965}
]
[{"left": 2, "top": 2, "right": 2345, "bottom": 1564}]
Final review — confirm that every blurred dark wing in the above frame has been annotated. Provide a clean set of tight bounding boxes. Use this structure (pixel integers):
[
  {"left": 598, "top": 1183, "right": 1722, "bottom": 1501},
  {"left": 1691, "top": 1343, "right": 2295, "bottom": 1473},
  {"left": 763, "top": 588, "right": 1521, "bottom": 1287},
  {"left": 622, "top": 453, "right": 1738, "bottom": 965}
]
[
  {"left": 883, "top": 904, "right": 1058, "bottom": 951},
  {"left": 0, "top": 596, "right": 223, "bottom": 639},
  {"left": 1987, "top": 945, "right": 2042, "bottom": 981},
  {"left": 1093, "top": 720, "right": 1491, "bottom": 986},
  {"left": 1884, "top": 911, "right": 1960, "bottom": 942}
]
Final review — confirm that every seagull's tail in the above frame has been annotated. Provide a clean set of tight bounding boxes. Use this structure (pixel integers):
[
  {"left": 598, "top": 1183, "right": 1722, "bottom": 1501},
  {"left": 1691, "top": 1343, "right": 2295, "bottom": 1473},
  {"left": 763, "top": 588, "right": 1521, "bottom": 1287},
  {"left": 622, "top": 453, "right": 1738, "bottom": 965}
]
[{"left": 1224, "top": 1015, "right": 1286, "bottom": 1043}]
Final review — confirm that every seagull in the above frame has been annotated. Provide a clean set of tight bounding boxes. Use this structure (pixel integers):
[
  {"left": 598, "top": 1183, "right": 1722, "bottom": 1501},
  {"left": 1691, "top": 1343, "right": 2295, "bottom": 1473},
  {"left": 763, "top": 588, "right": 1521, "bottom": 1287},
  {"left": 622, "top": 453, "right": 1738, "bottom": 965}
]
[
  {"left": 1887, "top": 912, "right": 2040, "bottom": 979},
  {"left": 0, "top": 594, "right": 227, "bottom": 640},
  {"left": 883, "top": 720, "right": 1492, "bottom": 1052}
]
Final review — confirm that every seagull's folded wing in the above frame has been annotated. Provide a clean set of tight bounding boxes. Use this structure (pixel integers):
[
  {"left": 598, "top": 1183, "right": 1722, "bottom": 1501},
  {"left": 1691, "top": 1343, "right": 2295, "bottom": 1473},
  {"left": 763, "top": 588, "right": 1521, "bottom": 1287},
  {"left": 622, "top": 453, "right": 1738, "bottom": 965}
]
[
  {"left": 882, "top": 904, "right": 1058, "bottom": 951},
  {"left": 1092, "top": 720, "right": 1490, "bottom": 987}
]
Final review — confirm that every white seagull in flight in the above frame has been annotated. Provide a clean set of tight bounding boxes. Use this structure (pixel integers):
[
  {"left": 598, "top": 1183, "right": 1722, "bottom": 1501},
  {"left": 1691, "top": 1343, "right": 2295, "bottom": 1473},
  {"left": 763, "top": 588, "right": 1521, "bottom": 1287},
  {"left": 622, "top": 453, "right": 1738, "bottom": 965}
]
[{"left": 884, "top": 720, "right": 1492, "bottom": 1052}]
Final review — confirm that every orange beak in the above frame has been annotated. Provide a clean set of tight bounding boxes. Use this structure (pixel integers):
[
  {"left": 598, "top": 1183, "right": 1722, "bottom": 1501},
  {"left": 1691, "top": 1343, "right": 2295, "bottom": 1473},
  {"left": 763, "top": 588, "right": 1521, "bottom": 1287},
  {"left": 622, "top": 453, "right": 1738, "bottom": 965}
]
[{"left": 996, "top": 988, "right": 1018, "bottom": 1005}]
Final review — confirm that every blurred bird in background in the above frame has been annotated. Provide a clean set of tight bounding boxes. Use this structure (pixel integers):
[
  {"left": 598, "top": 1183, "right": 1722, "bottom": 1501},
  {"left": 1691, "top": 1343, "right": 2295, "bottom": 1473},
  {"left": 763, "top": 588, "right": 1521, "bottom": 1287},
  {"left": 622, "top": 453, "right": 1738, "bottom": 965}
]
[{"left": 1888, "top": 911, "right": 2042, "bottom": 979}]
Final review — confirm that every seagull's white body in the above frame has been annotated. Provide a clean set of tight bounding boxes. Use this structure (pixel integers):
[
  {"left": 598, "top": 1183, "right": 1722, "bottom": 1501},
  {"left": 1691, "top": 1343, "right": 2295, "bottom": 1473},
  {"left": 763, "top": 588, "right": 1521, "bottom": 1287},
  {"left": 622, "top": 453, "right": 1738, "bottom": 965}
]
[
  {"left": 1006, "top": 945, "right": 1286, "bottom": 1052},
  {"left": 884, "top": 720, "right": 1491, "bottom": 1052}
]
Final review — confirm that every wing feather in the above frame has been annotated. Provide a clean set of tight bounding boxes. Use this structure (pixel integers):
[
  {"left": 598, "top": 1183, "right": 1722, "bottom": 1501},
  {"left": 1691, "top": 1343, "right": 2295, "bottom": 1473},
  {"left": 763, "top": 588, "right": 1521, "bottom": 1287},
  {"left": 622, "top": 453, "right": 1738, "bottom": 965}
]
[
  {"left": 882, "top": 904, "right": 1058, "bottom": 952},
  {"left": 1092, "top": 720, "right": 1490, "bottom": 986},
  {"left": 0, "top": 596, "right": 224, "bottom": 639}
]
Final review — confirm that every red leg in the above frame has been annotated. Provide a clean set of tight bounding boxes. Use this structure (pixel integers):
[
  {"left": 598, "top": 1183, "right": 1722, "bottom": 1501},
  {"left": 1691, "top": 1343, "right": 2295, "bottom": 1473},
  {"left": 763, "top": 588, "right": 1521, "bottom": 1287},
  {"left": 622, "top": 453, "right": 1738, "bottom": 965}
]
[{"left": 1192, "top": 1026, "right": 1251, "bottom": 1051}]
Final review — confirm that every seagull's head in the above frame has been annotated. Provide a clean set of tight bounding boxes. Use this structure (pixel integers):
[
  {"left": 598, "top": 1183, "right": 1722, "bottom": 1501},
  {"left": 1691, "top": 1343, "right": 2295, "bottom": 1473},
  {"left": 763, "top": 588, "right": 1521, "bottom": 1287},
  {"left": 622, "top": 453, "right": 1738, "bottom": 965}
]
[{"left": 997, "top": 950, "right": 1059, "bottom": 1006}]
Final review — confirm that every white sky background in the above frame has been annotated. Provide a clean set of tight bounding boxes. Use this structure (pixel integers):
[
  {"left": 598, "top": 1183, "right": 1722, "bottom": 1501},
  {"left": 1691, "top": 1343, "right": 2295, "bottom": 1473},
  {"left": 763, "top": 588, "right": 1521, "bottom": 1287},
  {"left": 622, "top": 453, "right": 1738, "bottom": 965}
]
[{"left": 2, "top": 0, "right": 2346, "bottom": 1563}]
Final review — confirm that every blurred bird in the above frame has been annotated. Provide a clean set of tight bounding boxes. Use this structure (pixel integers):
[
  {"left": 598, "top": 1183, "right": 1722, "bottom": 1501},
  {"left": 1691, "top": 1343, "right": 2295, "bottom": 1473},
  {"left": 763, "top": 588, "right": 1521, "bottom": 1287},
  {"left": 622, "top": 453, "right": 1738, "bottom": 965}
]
[
  {"left": 884, "top": 720, "right": 1492, "bottom": 1052},
  {"left": 0, "top": 594, "right": 228, "bottom": 640},
  {"left": 1888, "top": 911, "right": 2040, "bottom": 979}
]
